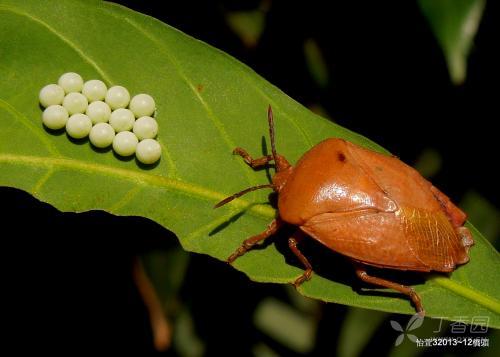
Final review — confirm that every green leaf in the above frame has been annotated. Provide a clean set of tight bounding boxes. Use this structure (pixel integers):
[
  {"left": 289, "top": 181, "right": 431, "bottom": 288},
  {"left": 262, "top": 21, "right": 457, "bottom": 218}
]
[
  {"left": 418, "top": 0, "right": 486, "bottom": 84},
  {"left": 0, "top": 0, "right": 499, "bottom": 327}
]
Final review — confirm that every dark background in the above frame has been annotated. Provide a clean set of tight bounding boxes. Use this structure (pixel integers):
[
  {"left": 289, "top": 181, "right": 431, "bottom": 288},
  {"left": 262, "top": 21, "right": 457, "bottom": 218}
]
[{"left": 1, "top": 0, "right": 498, "bottom": 355}]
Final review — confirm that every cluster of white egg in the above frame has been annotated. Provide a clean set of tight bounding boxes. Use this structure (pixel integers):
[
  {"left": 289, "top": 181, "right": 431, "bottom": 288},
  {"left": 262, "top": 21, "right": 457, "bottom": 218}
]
[{"left": 39, "top": 72, "right": 161, "bottom": 165}]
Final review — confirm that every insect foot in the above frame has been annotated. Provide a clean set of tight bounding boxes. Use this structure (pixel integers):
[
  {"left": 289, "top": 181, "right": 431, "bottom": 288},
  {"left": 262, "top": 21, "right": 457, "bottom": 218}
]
[
  {"left": 226, "top": 244, "right": 251, "bottom": 264},
  {"left": 233, "top": 147, "right": 274, "bottom": 168},
  {"left": 409, "top": 287, "right": 425, "bottom": 317},
  {"left": 293, "top": 270, "right": 313, "bottom": 288}
]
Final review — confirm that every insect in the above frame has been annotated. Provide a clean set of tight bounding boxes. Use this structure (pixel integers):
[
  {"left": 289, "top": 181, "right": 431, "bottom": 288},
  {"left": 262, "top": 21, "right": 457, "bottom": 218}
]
[{"left": 215, "top": 106, "right": 474, "bottom": 315}]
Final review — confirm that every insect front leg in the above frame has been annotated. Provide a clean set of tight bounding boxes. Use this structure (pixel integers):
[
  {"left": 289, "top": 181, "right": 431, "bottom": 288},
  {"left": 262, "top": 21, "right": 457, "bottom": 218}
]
[
  {"left": 353, "top": 263, "right": 425, "bottom": 316},
  {"left": 227, "top": 218, "right": 283, "bottom": 264},
  {"left": 233, "top": 147, "right": 273, "bottom": 168},
  {"left": 288, "top": 231, "right": 313, "bottom": 287}
]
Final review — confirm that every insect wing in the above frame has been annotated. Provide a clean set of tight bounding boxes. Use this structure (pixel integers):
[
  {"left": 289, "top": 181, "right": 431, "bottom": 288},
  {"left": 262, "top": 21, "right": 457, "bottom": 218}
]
[
  {"left": 400, "top": 208, "right": 470, "bottom": 271},
  {"left": 300, "top": 210, "right": 430, "bottom": 270}
]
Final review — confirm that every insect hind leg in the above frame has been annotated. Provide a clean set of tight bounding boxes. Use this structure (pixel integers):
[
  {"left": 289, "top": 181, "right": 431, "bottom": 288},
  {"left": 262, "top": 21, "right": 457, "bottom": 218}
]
[
  {"left": 233, "top": 147, "right": 273, "bottom": 168},
  {"left": 354, "top": 263, "right": 425, "bottom": 316},
  {"left": 288, "top": 231, "right": 313, "bottom": 287}
]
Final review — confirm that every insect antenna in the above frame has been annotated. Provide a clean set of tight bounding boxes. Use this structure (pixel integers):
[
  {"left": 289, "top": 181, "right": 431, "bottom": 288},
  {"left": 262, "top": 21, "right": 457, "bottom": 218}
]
[
  {"left": 267, "top": 105, "right": 290, "bottom": 173},
  {"left": 214, "top": 184, "right": 274, "bottom": 208},
  {"left": 268, "top": 105, "right": 277, "bottom": 164}
]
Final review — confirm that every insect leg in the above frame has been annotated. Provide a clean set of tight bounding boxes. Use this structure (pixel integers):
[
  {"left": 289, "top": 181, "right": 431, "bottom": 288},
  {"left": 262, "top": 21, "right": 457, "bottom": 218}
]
[
  {"left": 227, "top": 218, "right": 283, "bottom": 264},
  {"left": 288, "top": 231, "right": 313, "bottom": 287},
  {"left": 353, "top": 263, "right": 425, "bottom": 316},
  {"left": 233, "top": 147, "right": 273, "bottom": 168}
]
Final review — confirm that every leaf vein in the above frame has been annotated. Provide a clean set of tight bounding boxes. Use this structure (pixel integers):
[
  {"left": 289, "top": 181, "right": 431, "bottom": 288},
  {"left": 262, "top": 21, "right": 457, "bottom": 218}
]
[
  {"left": 108, "top": 185, "right": 142, "bottom": 212},
  {"left": 0, "top": 153, "right": 275, "bottom": 220},
  {"left": 0, "top": 98, "right": 60, "bottom": 156},
  {"left": 32, "top": 167, "right": 54, "bottom": 194}
]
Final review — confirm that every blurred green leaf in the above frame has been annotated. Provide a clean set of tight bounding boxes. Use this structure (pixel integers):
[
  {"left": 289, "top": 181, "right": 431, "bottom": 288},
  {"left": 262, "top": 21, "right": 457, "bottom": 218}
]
[
  {"left": 254, "top": 297, "right": 316, "bottom": 353},
  {"left": 0, "top": 0, "right": 498, "bottom": 326},
  {"left": 142, "top": 247, "right": 190, "bottom": 313},
  {"left": 173, "top": 307, "right": 205, "bottom": 357},
  {"left": 338, "top": 308, "right": 387, "bottom": 357},
  {"left": 412, "top": 148, "right": 442, "bottom": 178},
  {"left": 252, "top": 343, "right": 280, "bottom": 357},
  {"left": 304, "top": 38, "right": 329, "bottom": 88},
  {"left": 225, "top": 3, "right": 268, "bottom": 48},
  {"left": 418, "top": 0, "right": 486, "bottom": 84}
]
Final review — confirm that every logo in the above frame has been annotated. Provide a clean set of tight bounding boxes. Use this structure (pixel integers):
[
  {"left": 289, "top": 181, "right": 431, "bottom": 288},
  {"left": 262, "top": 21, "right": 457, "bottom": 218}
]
[
  {"left": 390, "top": 313, "right": 424, "bottom": 346},
  {"left": 390, "top": 315, "right": 490, "bottom": 348}
]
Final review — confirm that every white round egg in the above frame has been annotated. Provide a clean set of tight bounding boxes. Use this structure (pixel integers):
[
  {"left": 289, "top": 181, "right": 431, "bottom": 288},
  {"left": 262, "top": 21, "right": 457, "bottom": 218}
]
[
  {"left": 58, "top": 72, "right": 84, "bottom": 93},
  {"left": 136, "top": 139, "right": 161, "bottom": 165}
]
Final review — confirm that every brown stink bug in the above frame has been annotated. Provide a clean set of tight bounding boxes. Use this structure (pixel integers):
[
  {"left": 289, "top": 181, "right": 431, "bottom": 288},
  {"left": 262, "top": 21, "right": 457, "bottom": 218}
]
[{"left": 215, "top": 106, "right": 474, "bottom": 315}]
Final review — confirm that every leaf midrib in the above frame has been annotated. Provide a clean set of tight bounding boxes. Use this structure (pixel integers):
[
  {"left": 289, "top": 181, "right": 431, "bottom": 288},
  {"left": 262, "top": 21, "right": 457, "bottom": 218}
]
[
  {"left": 432, "top": 276, "right": 500, "bottom": 315},
  {"left": 0, "top": 152, "right": 275, "bottom": 218}
]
